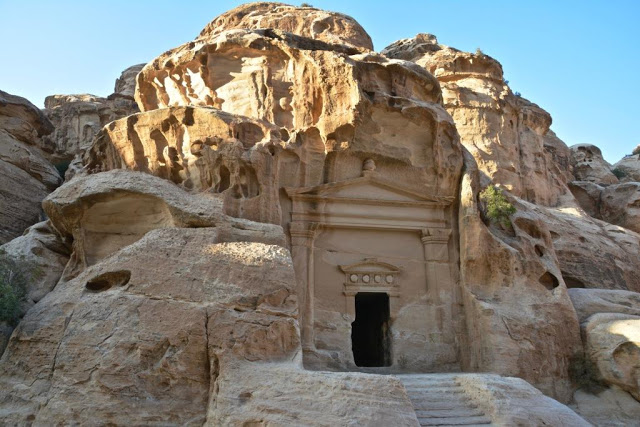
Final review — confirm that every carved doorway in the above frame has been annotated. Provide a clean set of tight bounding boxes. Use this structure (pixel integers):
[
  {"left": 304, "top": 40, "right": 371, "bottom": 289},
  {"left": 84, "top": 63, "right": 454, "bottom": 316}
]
[{"left": 351, "top": 292, "right": 391, "bottom": 367}]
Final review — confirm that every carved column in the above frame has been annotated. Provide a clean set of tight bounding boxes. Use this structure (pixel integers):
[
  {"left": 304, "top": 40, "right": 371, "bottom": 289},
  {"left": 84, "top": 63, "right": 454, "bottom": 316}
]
[
  {"left": 289, "top": 221, "right": 319, "bottom": 351},
  {"left": 421, "top": 228, "right": 452, "bottom": 303}
]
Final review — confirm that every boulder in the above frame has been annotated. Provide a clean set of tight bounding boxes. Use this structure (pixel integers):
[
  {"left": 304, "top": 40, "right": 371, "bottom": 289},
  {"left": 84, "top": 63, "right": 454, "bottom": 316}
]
[
  {"left": 569, "top": 288, "right": 640, "bottom": 323},
  {"left": 42, "top": 170, "right": 283, "bottom": 278},
  {"left": 600, "top": 182, "right": 640, "bottom": 234},
  {"left": 0, "top": 221, "right": 70, "bottom": 356},
  {"left": 0, "top": 90, "right": 53, "bottom": 143},
  {"left": 570, "top": 143, "right": 618, "bottom": 185},
  {"left": 0, "top": 221, "right": 70, "bottom": 306},
  {"left": 613, "top": 153, "right": 640, "bottom": 182},
  {"left": 198, "top": 2, "right": 373, "bottom": 50},
  {"left": 583, "top": 313, "right": 640, "bottom": 401},
  {"left": 457, "top": 374, "right": 590, "bottom": 426},
  {"left": 572, "top": 386, "right": 640, "bottom": 426}
]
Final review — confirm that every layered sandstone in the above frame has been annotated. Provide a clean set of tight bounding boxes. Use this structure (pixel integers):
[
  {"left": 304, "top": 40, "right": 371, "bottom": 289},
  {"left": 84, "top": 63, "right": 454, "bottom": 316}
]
[
  {"left": 0, "top": 2, "right": 634, "bottom": 424},
  {"left": 0, "top": 90, "right": 61, "bottom": 244},
  {"left": 198, "top": 2, "right": 373, "bottom": 50},
  {"left": 383, "top": 33, "right": 571, "bottom": 207}
]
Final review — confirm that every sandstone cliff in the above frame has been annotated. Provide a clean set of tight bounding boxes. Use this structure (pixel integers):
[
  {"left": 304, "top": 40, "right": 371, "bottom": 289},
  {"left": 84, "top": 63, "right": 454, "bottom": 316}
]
[{"left": 0, "top": 3, "right": 638, "bottom": 425}]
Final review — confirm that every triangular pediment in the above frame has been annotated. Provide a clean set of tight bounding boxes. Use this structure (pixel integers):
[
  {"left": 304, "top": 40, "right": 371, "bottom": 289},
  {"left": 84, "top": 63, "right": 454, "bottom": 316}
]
[{"left": 286, "top": 174, "right": 450, "bottom": 204}]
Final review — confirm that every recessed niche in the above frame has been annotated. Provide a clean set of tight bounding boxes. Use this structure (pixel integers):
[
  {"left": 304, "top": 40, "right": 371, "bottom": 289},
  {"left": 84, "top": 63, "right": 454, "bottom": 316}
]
[
  {"left": 539, "top": 272, "right": 559, "bottom": 291},
  {"left": 86, "top": 270, "right": 131, "bottom": 292}
]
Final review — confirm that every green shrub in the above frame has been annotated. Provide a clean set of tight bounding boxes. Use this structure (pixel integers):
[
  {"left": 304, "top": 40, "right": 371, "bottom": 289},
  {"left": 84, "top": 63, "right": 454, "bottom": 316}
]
[
  {"left": 475, "top": 47, "right": 484, "bottom": 56},
  {"left": 0, "top": 252, "right": 29, "bottom": 325},
  {"left": 514, "top": 91, "right": 522, "bottom": 97},
  {"left": 612, "top": 168, "right": 626, "bottom": 179},
  {"left": 633, "top": 146, "right": 640, "bottom": 156},
  {"left": 479, "top": 185, "right": 516, "bottom": 227},
  {"left": 300, "top": 2, "right": 313, "bottom": 7}
]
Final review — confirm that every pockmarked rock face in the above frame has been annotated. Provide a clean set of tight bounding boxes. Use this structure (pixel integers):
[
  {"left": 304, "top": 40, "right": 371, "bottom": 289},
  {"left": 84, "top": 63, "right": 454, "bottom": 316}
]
[
  {"left": 198, "top": 2, "right": 373, "bottom": 50},
  {"left": 0, "top": 90, "right": 61, "bottom": 244},
  {"left": 458, "top": 152, "right": 582, "bottom": 402},
  {"left": 134, "top": 31, "right": 455, "bottom": 189},
  {"left": 570, "top": 143, "right": 618, "bottom": 185},
  {"left": 383, "top": 34, "right": 571, "bottom": 207},
  {"left": 85, "top": 107, "right": 286, "bottom": 224}
]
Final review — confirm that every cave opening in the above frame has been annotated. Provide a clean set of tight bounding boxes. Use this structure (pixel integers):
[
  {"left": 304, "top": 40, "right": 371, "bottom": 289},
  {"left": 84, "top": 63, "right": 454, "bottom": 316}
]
[{"left": 351, "top": 292, "right": 391, "bottom": 367}]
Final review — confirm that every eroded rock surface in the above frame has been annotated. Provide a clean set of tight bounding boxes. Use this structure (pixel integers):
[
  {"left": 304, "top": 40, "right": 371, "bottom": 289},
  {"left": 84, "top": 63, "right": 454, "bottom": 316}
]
[
  {"left": 0, "top": 90, "right": 61, "bottom": 244},
  {"left": 383, "top": 34, "right": 571, "bottom": 207},
  {"left": 570, "top": 143, "right": 618, "bottom": 185},
  {"left": 198, "top": 2, "right": 373, "bottom": 50}
]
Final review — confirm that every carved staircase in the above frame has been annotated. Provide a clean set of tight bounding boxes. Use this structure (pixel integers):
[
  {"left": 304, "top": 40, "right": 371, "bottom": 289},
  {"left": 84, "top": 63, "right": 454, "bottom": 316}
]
[{"left": 397, "top": 375, "right": 494, "bottom": 427}]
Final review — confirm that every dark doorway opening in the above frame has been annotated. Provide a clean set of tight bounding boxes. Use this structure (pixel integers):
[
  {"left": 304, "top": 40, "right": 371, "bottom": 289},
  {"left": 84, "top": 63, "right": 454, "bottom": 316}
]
[{"left": 351, "top": 292, "right": 391, "bottom": 367}]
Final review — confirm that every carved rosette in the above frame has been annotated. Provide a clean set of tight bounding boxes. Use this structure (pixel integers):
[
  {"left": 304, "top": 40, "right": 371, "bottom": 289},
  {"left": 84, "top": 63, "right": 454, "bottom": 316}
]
[{"left": 340, "top": 258, "right": 401, "bottom": 297}]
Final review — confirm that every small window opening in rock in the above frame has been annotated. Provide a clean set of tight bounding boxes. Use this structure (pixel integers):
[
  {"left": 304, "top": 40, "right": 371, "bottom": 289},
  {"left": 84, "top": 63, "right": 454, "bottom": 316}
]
[
  {"left": 351, "top": 293, "right": 391, "bottom": 367},
  {"left": 54, "top": 159, "right": 72, "bottom": 178},
  {"left": 564, "top": 276, "right": 585, "bottom": 288},
  {"left": 534, "top": 244, "right": 545, "bottom": 257},
  {"left": 86, "top": 270, "right": 131, "bottom": 292},
  {"left": 218, "top": 165, "right": 231, "bottom": 192},
  {"left": 539, "top": 272, "right": 559, "bottom": 291}
]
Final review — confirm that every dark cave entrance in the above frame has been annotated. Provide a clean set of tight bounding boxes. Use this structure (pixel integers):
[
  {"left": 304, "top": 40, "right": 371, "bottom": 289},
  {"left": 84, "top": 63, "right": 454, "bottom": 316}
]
[{"left": 351, "top": 292, "right": 391, "bottom": 367}]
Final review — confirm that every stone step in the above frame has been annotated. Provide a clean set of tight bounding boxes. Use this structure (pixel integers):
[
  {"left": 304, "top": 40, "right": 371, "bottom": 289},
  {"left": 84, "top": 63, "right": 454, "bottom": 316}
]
[
  {"left": 416, "top": 415, "right": 493, "bottom": 426},
  {"left": 409, "top": 394, "right": 473, "bottom": 405},
  {"left": 411, "top": 402, "right": 479, "bottom": 411},
  {"left": 414, "top": 408, "right": 486, "bottom": 418},
  {"left": 404, "top": 387, "right": 464, "bottom": 395}
]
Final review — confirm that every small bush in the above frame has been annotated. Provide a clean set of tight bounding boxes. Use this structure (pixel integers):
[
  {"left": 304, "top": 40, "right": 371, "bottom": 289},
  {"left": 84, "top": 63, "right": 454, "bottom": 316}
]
[
  {"left": 300, "top": 2, "right": 313, "bottom": 7},
  {"left": 612, "top": 167, "right": 626, "bottom": 179},
  {"left": 504, "top": 79, "right": 509, "bottom": 85},
  {"left": 632, "top": 146, "right": 640, "bottom": 156},
  {"left": 479, "top": 185, "right": 516, "bottom": 228},
  {"left": 514, "top": 91, "right": 521, "bottom": 97},
  {"left": 0, "top": 252, "right": 29, "bottom": 326},
  {"left": 475, "top": 47, "right": 484, "bottom": 56}
]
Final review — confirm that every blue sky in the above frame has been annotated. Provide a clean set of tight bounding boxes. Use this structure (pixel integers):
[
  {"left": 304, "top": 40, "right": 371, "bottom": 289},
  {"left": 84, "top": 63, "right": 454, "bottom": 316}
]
[{"left": 1, "top": 0, "right": 638, "bottom": 162}]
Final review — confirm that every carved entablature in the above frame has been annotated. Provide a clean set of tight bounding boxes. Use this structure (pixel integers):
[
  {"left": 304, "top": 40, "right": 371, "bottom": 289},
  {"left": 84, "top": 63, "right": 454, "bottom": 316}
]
[{"left": 340, "top": 258, "right": 401, "bottom": 297}]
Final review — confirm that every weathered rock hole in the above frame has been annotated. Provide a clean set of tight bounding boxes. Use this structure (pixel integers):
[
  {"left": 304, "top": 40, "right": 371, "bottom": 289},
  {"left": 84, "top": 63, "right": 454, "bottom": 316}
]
[
  {"left": 534, "top": 244, "right": 545, "bottom": 257},
  {"left": 218, "top": 165, "right": 231, "bottom": 192},
  {"left": 539, "top": 272, "right": 559, "bottom": 291},
  {"left": 514, "top": 218, "right": 543, "bottom": 239},
  {"left": 86, "top": 270, "right": 131, "bottom": 292},
  {"left": 563, "top": 275, "right": 585, "bottom": 288}
]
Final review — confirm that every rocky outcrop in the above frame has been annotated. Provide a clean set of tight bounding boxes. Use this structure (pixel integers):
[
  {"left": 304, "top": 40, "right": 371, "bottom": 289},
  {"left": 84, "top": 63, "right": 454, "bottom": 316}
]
[
  {"left": 458, "top": 151, "right": 582, "bottom": 402},
  {"left": 0, "top": 90, "right": 61, "bottom": 244},
  {"left": 613, "top": 153, "right": 640, "bottom": 182},
  {"left": 383, "top": 34, "right": 571, "bottom": 207},
  {"left": 0, "top": 221, "right": 69, "bottom": 356},
  {"left": 568, "top": 288, "right": 640, "bottom": 419},
  {"left": 42, "top": 65, "right": 142, "bottom": 176},
  {"left": 112, "top": 64, "right": 145, "bottom": 99},
  {"left": 198, "top": 2, "right": 373, "bottom": 50},
  {"left": 570, "top": 143, "right": 618, "bottom": 185}
]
